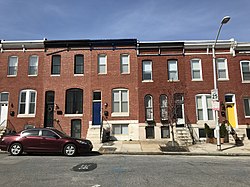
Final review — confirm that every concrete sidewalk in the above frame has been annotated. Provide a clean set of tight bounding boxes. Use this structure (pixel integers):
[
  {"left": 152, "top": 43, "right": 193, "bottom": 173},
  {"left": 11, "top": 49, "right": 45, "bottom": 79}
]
[{"left": 93, "top": 139, "right": 250, "bottom": 156}]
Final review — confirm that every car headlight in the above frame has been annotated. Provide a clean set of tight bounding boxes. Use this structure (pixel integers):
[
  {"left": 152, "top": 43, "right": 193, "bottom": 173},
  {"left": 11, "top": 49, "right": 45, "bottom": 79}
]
[{"left": 76, "top": 140, "right": 88, "bottom": 145}]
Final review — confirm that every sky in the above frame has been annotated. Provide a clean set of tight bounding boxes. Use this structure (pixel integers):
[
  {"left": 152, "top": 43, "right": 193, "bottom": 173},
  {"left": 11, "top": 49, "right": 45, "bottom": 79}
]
[{"left": 0, "top": 0, "right": 250, "bottom": 42}]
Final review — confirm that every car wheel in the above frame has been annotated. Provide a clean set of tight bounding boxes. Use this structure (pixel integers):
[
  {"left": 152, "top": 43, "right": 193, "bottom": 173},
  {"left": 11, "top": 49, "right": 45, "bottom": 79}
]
[
  {"left": 63, "top": 144, "right": 76, "bottom": 156},
  {"left": 10, "top": 143, "right": 23, "bottom": 156}
]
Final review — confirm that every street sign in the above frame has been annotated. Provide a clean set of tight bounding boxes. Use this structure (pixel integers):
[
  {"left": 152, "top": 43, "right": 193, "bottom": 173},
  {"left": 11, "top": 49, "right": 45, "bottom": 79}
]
[
  {"left": 211, "top": 89, "right": 218, "bottom": 101},
  {"left": 212, "top": 101, "right": 220, "bottom": 111}
]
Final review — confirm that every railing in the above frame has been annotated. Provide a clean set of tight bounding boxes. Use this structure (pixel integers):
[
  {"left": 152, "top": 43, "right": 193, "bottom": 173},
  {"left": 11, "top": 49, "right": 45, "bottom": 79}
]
[
  {"left": 224, "top": 120, "right": 243, "bottom": 146},
  {"left": 185, "top": 117, "right": 199, "bottom": 144}
]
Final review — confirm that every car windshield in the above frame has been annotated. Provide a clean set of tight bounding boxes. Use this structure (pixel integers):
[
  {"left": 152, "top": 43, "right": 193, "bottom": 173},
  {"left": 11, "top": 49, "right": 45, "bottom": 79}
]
[{"left": 52, "top": 129, "right": 70, "bottom": 138}]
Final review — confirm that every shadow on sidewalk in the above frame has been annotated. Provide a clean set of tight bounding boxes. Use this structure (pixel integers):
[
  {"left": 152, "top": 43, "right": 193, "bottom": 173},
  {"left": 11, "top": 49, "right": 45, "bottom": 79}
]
[{"left": 159, "top": 141, "right": 189, "bottom": 152}]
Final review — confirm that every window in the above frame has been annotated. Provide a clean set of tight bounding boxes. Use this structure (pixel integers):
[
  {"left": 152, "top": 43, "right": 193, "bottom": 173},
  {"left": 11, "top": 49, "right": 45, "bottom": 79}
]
[
  {"left": 168, "top": 60, "right": 178, "bottom": 81},
  {"left": 244, "top": 98, "right": 250, "bottom": 117},
  {"left": 21, "top": 129, "right": 39, "bottom": 137},
  {"left": 145, "top": 95, "right": 153, "bottom": 121},
  {"left": 0, "top": 92, "right": 9, "bottom": 102},
  {"left": 160, "top": 95, "right": 168, "bottom": 120},
  {"left": 65, "top": 89, "right": 83, "bottom": 114},
  {"left": 142, "top": 60, "right": 152, "bottom": 81},
  {"left": 8, "top": 56, "right": 18, "bottom": 76},
  {"left": 241, "top": 61, "right": 250, "bottom": 81},
  {"left": 29, "top": 55, "right": 38, "bottom": 76},
  {"left": 74, "top": 55, "right": 84, "bottom": 75},
  {"left": 42, "top": 130, "right": 57, "bottom": 138},
  {"left": 120, "top": 54, "right": 130, "bottom": 74},
  {"left": 191, "top": 59, "right": 202, "bottom": 80},
  {"left": 112, "top": 124, "right": 128, "bottom": 135},
  {"left": 112, "top": 89, "right": 128, "bottom": 115},
  {"left": 196, "top": 94, "right": 213, "bottom": 121},
  {"left": 217, "top": 58, "right": 228, "bottom": 80},
  {"left": 98, "top": 54, "right": 107, "bottom": 74},
  {"left": 51, "top": 55, "right": 61, "bottom": 75},
  {"left": 18, "top": 89, "right": 37, "bottom": 116}
]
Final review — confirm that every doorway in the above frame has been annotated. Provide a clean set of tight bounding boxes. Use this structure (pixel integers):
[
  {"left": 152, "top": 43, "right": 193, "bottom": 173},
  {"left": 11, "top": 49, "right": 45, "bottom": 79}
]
[
  {"left": 225, "top": 94, "right": 237, "bottom": 128},
  {"left": 92, "top": 91, "right": 101, "bottom": 125},
  {"left": 44, "top": 91, "right": 55, "bottom": 128},
  {"left": 0, "top": 92, "right": 9, "bottom": 127}
]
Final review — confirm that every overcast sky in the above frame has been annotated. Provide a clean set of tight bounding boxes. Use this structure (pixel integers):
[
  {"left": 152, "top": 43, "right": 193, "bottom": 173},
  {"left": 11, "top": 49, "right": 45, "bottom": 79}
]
[{"left": 1, "top": 0, "right": 250, "bottom": 42}]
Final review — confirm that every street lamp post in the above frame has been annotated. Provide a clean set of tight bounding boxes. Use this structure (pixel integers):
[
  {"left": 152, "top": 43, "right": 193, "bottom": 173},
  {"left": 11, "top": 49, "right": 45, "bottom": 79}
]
[{"left": 212, "top": 16, "right": 230, "bottom": 151}]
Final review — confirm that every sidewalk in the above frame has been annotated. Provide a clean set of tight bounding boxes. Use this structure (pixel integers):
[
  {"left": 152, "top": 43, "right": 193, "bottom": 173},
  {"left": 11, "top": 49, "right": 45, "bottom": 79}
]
[{"left": 93, "top": 139, "right": 250, "bottom": 156}]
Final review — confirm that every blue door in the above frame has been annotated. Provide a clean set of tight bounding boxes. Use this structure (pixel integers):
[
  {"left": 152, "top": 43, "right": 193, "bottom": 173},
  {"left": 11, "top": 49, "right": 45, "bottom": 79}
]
[{"left": 92, "top": 102, "right": 101, "bottom": 125}]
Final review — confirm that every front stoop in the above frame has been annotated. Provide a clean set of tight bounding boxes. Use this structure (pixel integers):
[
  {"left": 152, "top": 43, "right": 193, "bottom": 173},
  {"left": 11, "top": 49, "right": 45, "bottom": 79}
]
[{"left": 176, "top": 127, "right": 193, "bottom": 146}]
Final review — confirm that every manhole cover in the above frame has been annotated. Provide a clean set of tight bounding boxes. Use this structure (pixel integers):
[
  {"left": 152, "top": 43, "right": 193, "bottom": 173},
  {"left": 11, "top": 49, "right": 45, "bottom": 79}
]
[{"left": 72, "top": 163, "right": 97, "bottom": 172}]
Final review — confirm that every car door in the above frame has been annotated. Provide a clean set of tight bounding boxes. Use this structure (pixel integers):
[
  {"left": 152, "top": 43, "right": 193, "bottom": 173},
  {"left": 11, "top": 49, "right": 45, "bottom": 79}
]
[
  {"left": 40, "top": 130, "right": 62, "bottom": 152},
  {"left": 21, "top": 129, "right": 43, "bottom": 151}
]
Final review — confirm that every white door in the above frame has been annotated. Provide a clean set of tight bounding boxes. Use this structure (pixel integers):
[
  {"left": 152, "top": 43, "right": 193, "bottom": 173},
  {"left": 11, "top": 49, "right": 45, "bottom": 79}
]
[
  {"left": 0, "top": 104, "right": 8, "bottom": 127},
  {"left": 0, "top": 92, "right": 9, "bottom": 127}
]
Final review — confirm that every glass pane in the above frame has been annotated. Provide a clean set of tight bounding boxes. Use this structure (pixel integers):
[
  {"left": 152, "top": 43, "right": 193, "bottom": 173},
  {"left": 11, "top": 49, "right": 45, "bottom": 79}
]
[
  {"left": 99, "top": 65, "right": 106, "bottom": 73},
  {"left": 93, "top": 92, "right": 101, "bottom": 101},
  {"left": 113, "top": 91, "right": 119, "bottom": 101},
  {"left": 113, "top": 125, "right": 121, "bottom": 134},
  {"left": 196, "top": 96, "right": 202, "bottom": 108},
  {"left": 198, "top": 109, "right": 203, "bottom": 120},
  {"left": 243, "top": 72, "right": 250, "bottom": 81},
  {"left": 29, "top": 103, "right": 35, "bottom": 114},
  {"left": 9, "top": 56, "right": 17, "bottom": 66},
  {"left": 21, "top": 92, "right": 26, "bottom": 102},
  {"left": 99, "top": 55, "right": 106, "bottom": 65},
  {"left": 122, "top": 64, "right": 129, "bottom": 73},
  {"left": 218, "top": 70, "right": 226, "bottom": 78},
  {"left": 193, "top": 70, "right": 201, "bottom": 79},
  {"left": 207, "top": 109, "right": 213, "bottom": 120},
  {"left": 217, "top": 61, "right": 225, "bottom": 69},
  {"left": 0, "top": 93, "right": 9, "bottom": 102},
  {"left": 192, "top": 61, "right": 200, "bottom": 69},
  {"left": 206, "top": 97, "right": 212, "bottom": 108},
  {"left": 19, "top": 104, "right": 25, "bottom": 114},
  {"left": 121, "top": 102, "right": 128, "bottom": 112},
  {"left": 30, "top": 56, "right": 38, "bottom": 66},
  {"left": 143, "top": 61, "right": 152, "bottom": 71},
  {"left": 121, "top": 91, "right": 128, "bottom": 102},
  {"left": 169, "top": 71, "right": 177, "bottom": 80},
  {"left": 143, "top": 73, "right": 152, "bottom": 80},
  {"left": 113, "top": 102, "right": 119, "bottom": 112},
  {"left": 168, "top": 61, "right": 177, "bottom": 70},
  {"left": 121, "top": 125, "right": 128, "bottom": 134},
  {"left": 30, "top": 92, "right": 36, "bottom": 102}
]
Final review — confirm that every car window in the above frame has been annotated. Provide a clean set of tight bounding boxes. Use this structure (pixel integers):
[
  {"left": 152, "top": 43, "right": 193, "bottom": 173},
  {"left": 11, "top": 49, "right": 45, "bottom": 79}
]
[
  {"left": 22, "top": 130, "right": 40, "bottom": 137},
  {"left": 42, "top": 130, "right": 58, "bottom": 138}
]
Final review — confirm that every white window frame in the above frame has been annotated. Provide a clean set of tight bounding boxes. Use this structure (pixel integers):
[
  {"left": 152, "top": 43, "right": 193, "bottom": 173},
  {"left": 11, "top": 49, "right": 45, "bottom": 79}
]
[
  {"left": 217, "top": 58, "right": 229, "bottom": 80},
  {"left": 142, "top": 60, "right": 153, "bottom": 82},
  {"left": 168, "top": 60, "right": 178, "bottom": 81},
  {"left": 196, "top": 94, "right": 214, "bottom": 121},
  {"left": 98, "top": 54, "right": 107, "bottom": 74},
  {"left": 191, "top": 59, "right": 202, "bottom": 81},
  {"left": 243, "top": 98, "right": 250, "bottom": 118},
  {"left": 120, "top": 54, "right": 130, "bottom": 74},
  {"left": 112, "top": 89, "right": 129, "bottom": 117},
  {"left": 28, "top": 55, "right": 38, "bottom": 76},
  {"left": 240, "top": 60, "right": 250, "bottom": 83},
  {"left": 18, "top": 89, "right": 37, "bottom": 117},
  {"left": 145, "top": 95, "right": 154, "bottom": 121},
  {"left": 8, "top": 56, "right": 18, "bottom": 76},
  {"left": 160, "top": 95, "right": 168, "bottom": 121}
]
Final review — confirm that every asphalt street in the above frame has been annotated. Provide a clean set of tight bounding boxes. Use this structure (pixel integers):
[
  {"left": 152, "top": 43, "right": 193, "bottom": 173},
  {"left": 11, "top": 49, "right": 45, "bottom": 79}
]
[{"left": 0, "top": 153, "right": 250, "bottom": 187}]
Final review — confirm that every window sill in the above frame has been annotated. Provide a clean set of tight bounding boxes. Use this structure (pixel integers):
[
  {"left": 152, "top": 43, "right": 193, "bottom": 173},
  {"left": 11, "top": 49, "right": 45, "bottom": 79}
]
[
  {"left": 74, "top": 74, "right": 84, "bottom": 76},
  {"left": 242, "top": 81, "right": 250, "bottom": 84},
  {"left": 111, "top": 113, "right": 129, "bottom": 117},
  {"left": 64, "top": 114, "right": 83, "bottom": 117},
  {"left": 168, "top": 80, "right": 180, "bottom": 82},
  {"left": 191, "top": 79, "right": 203, "bottom": 82},
  {"left": 28, "top": 75, "right": 38, "bottom": 77},
  {"left": 245, "top": 116, "right": 250, "bottom": 118},
  {"left": 51, "top": 75, "right": 60, "bottom": 77},
  {"left": 17, "top": 114, "right": 35, "bottom": 118},
  {"left": 7, "top": 75, "right": 17, "bottom": 78},
  {"left": 142, "top": 80, "right": 153, "bottom": 83}
]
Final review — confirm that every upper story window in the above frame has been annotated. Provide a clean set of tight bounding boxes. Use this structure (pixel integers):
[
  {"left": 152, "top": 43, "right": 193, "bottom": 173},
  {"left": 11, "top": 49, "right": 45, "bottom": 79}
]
[
  {"left": 168, "top": 60, "right": 178, "bottom": 81},
  {"left": 65, "top": 88, "right": 83, "bottom": 114},
  {"left": 51, "top": 55, "right": 61, "bottom": 75},
  {"left": 145, "top": 95, "right": 153, "bottom": 121},
  {"left": 160, "top": 95, "right": 168, "bottom": 121},
  {"left": 217, "top": 58, "right": 229, "bottom": 80},
  {"left": 112, "top": 89, "right": 129, "bottom": 116},
  {"left": 196, "top": 94, "right": 213, "bottom": 121},
  {"left": 142, "top": 60, "right": 152, "bottom": 81},
  {"left": 8, "top": 56, "right": 18, "bottom": 76},
  {"left": 98, "top": 54, "right": 107, "bottom": 74},
  {"left": 240, "top": 61, "right": 250, "bottom": 82},
  {"left": 243, "top": 98, "right": 250, "bottom": 117},
  {"left": 28, "top": 55, "right": 38, "bottom": 76},
  {"left": 74, "top": 55, "right": 84, "bottom": 75},
  {"left": 191, "top": 59, "right": 202, "bottom": 81},
  {"left": 120, "top": 54, "right": 130, "bottom": 74},
  {"left": 18, "top": 89, "right": 37, "bottom": 117}
]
